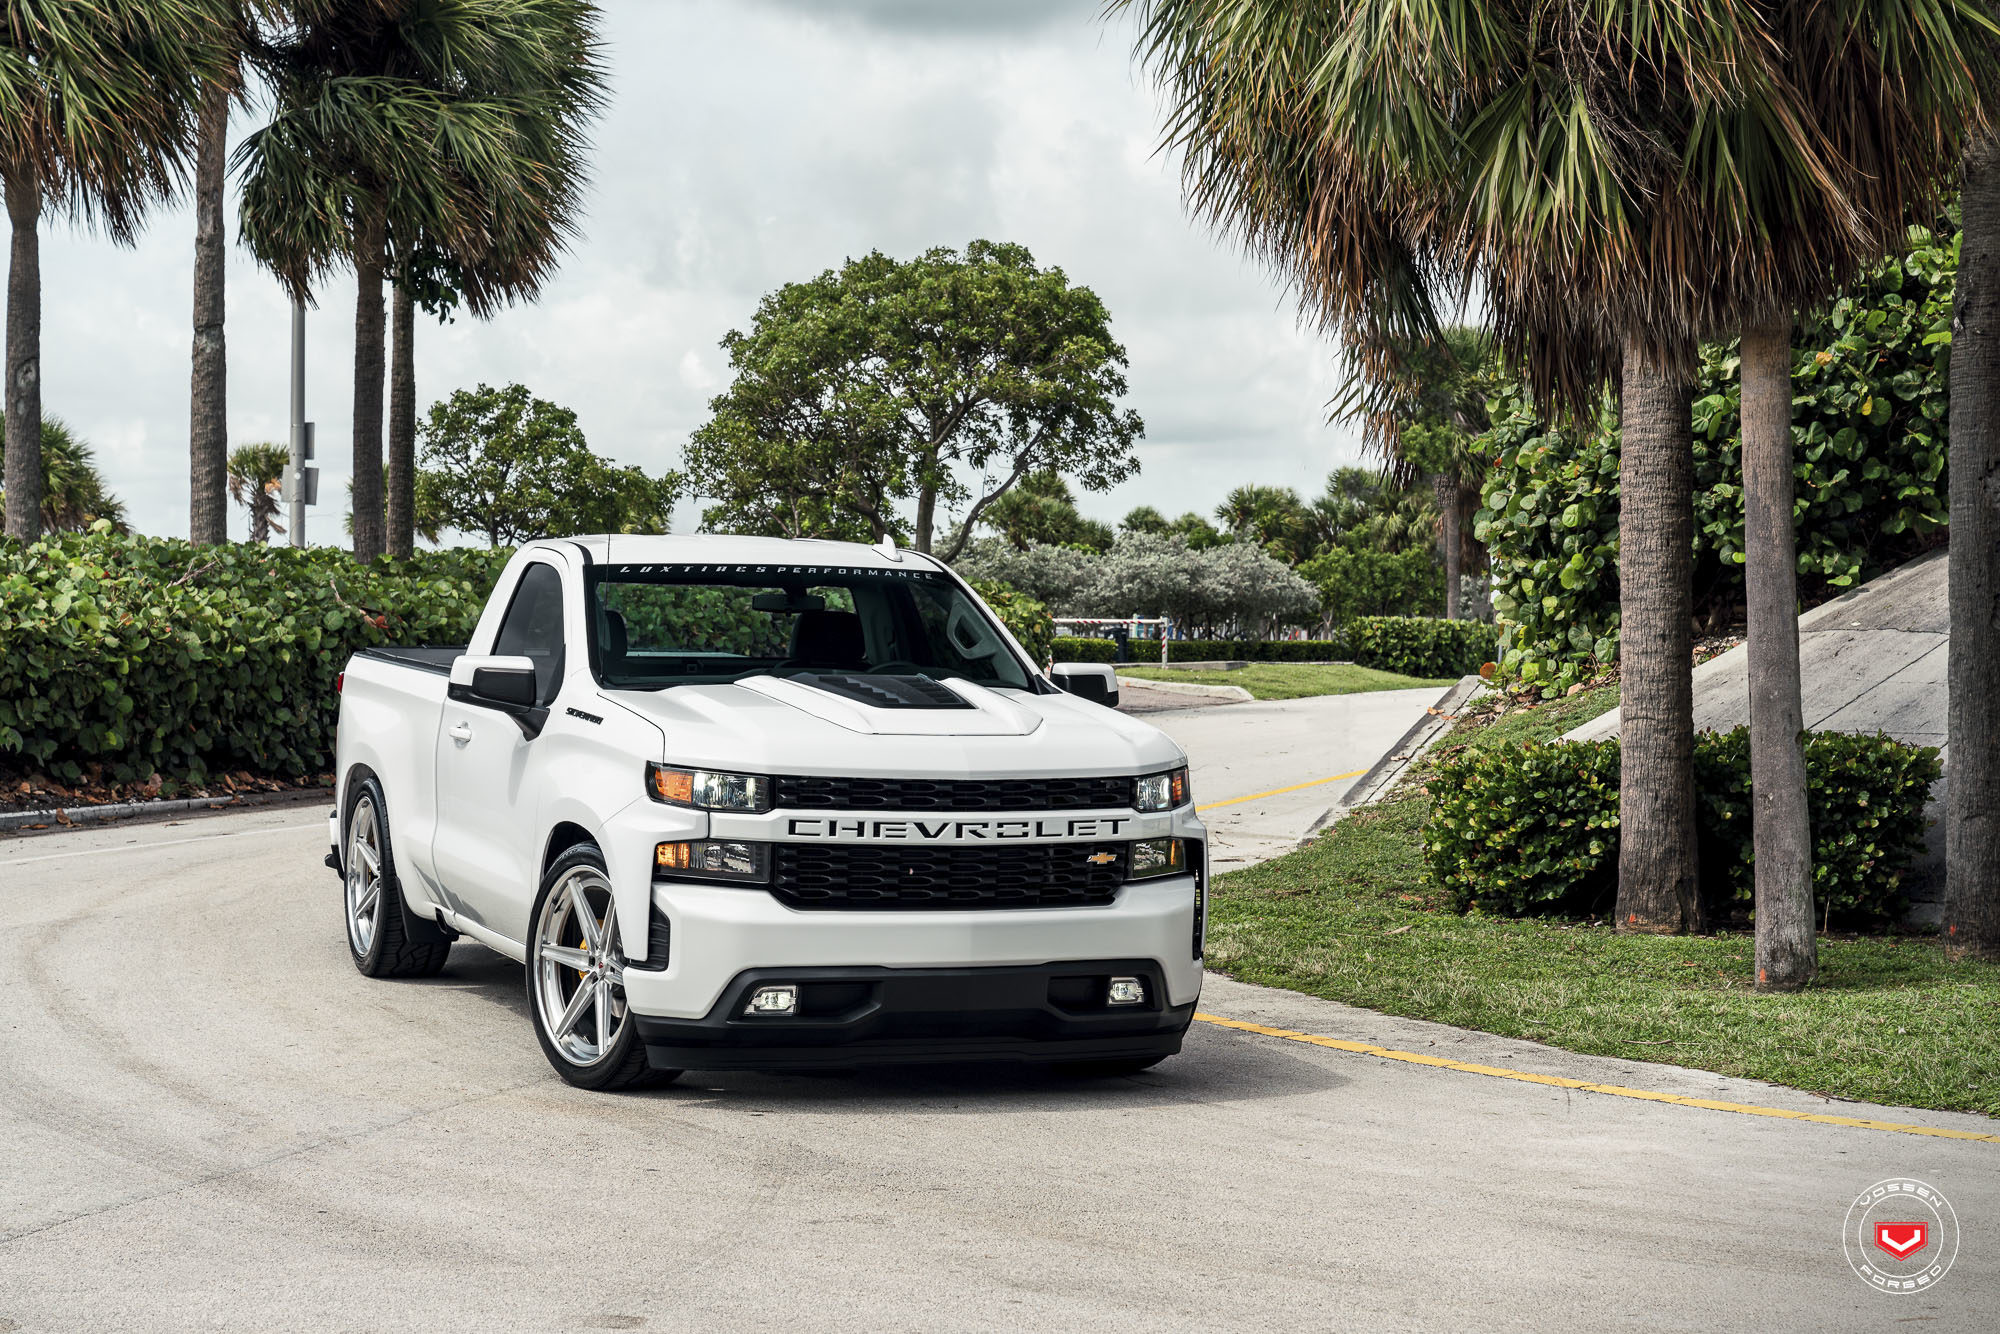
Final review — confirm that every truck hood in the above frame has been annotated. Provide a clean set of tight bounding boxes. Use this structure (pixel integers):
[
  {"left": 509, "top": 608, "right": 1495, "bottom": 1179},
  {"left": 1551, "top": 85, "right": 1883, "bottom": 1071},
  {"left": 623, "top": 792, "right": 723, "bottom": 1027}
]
[{"left": 599, "top": 676, "right": 1184, "bottom": 778}]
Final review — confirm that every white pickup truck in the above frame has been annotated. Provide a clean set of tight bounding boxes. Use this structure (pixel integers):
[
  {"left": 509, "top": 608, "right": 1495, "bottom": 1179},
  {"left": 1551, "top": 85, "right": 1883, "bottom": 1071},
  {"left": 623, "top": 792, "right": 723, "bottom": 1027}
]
[{"left": 329, "top": 535, "right": 1206, "bottom": 1090}]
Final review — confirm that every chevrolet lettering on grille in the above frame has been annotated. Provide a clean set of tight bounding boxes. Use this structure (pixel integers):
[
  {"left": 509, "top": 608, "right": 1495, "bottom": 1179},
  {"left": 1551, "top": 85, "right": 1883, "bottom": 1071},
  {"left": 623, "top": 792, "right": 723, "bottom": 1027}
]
[{"left": 784, "top": 816, "right": 1132, "bottom": 840}]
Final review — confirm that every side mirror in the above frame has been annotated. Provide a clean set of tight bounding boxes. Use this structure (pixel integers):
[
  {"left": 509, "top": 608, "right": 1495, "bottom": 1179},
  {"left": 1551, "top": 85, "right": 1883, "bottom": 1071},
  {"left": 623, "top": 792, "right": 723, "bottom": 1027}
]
[
  {"left": 449, "top": 654, "right": 547, "bottom": 736},
  {"left": 1051, "top": 662, "right": 1120, "bottom": 709}
]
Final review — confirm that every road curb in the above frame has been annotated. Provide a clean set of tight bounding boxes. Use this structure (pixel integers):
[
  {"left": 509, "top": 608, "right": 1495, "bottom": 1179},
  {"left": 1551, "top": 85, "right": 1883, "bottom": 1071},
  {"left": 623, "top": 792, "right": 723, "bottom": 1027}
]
[
  {"left": 1116, "top": 676, "right": 1252, "bottom": 703},
  {"left": 1340, "top": 674, "right": 1486, "bottom": 809},
  {"left": 0, "top": 786, "right": 332, "bottom": 837}
]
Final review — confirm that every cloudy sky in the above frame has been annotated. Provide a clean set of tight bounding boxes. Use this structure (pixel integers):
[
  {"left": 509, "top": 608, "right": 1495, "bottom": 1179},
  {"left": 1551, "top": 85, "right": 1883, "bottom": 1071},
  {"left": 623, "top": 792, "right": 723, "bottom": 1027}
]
[{"left": 39, "top": 0, "right": 1368, "bottom": 544}]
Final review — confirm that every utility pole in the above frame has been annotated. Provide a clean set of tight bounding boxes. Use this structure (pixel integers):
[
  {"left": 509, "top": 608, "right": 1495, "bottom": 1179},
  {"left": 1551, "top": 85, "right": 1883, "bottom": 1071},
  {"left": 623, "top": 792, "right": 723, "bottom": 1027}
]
[{"left": 286, "top": 299, "right": 317, "bottom": 546}]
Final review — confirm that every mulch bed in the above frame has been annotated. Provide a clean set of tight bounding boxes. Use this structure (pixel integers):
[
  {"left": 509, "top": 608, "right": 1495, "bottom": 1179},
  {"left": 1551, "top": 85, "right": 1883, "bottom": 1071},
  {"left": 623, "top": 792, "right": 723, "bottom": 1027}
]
[{"left": 0, "top": 763, "right": 333, "bottom": 815}]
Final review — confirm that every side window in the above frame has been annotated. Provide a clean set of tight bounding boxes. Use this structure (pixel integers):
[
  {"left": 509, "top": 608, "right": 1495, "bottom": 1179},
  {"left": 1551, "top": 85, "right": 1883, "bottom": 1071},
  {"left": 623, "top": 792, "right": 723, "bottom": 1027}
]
[{"left": 492, "top": 563, "right": 566, "bottom": 703}]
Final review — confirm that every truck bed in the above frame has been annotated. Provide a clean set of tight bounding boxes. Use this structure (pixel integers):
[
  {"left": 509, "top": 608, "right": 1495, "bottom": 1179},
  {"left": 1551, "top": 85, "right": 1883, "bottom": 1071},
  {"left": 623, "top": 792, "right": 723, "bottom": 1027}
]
[{"left": 355, "top": 646, "right": 465, "bottom": 676}]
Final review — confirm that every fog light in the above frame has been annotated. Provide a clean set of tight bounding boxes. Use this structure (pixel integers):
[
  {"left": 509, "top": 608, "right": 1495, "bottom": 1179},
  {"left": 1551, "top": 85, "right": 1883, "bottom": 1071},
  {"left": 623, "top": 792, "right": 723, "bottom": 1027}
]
[
  {"left": 745, "top": 984, "right": 798, "bottom": 1015},
  {"left": 1107, "top": 976, "right": 1147, "bottom": 1006}
]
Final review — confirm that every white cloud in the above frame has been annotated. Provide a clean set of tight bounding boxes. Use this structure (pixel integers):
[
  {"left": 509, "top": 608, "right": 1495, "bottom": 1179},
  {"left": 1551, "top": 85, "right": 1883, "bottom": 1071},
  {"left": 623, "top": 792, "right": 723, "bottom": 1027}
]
[{"left": 26, "top": 0, "right": 1367, "bottom": 544}]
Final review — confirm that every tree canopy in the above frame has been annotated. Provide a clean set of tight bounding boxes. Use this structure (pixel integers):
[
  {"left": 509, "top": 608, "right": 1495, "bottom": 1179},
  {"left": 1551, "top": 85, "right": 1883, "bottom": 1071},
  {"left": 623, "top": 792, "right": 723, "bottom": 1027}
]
[
  {"left": 413, "top": 383, "right": 677, "bottom": 547},
  {"left": 683, "top": 239, "right": 1143, "bottom": 559},
  {"left": 0, "top": 419, "right": 129, "bottom": 534}
]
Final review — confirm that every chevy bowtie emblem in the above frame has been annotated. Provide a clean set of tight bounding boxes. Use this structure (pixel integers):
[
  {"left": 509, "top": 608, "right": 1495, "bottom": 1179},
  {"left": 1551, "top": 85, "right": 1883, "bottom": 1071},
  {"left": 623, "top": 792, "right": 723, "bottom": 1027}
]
[
  {"left": 1087, "top": 851, "right": 1119, "bottom": 865},
  {"left": 1875, "top": 1223, "right": 1929, "bottom": 1258}
]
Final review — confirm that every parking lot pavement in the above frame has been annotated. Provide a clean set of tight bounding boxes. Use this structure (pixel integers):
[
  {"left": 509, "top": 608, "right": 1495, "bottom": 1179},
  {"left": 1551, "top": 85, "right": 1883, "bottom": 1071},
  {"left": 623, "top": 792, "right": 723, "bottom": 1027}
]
[
  {"left": 1144, "top": 684, "right": 1451, "bottom": 870},
  {"left": 3, "top": 808, "right": 1991, "bottom": 1332}
]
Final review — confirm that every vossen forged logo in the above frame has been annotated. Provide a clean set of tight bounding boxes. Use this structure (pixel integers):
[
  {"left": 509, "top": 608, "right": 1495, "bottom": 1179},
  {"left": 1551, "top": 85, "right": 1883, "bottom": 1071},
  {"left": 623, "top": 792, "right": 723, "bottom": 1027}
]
[
  {"left": 786, "top": 816, "right": 1134, "bottom": 841},
  {"left": 1843, "top": 1179, "right": 1961, "bottom": 1294}
]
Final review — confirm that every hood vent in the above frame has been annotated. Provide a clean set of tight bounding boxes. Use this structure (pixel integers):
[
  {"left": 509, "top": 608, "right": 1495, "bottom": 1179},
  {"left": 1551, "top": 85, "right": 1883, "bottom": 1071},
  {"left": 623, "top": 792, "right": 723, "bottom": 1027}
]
[{"left": 795, "top": 672, "right": 974, "bottom": 711}]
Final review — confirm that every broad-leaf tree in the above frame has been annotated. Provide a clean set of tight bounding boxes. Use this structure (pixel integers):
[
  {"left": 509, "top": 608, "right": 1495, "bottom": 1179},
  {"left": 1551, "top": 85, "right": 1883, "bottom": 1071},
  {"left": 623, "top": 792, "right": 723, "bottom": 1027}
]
[
  {"left": 0, "top": 1, "right": 228, "bottom": 541},
  {"left": 412, "top": 383, "right": 676, "bottom": 547},
  {"left": 685, "top": 240, "right": 1143, "bottom": 559},
  {"left": 980, "top": 470, "right": 1114, "bottom": 552}
]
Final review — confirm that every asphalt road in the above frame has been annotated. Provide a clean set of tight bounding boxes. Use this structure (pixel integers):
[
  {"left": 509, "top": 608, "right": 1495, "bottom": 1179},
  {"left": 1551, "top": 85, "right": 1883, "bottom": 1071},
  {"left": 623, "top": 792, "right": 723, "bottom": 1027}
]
[{"left": 2, "top": 708, "right": 1996, "bottom": 1331}]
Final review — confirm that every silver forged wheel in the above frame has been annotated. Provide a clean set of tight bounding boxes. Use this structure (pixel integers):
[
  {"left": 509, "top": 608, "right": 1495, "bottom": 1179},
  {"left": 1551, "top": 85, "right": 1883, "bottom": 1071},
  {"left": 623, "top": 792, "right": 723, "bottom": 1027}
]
[
  {"left": 344, "top": 796, "right": 385, "bottom": 957},
  {"left": 532, "top": 866, "right": 630, "bottom": 1067}
]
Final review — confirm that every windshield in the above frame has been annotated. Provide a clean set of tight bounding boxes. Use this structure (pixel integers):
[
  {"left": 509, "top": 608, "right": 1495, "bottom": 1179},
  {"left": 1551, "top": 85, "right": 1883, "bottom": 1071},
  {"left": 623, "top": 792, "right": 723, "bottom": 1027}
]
[{"left": 585, "top": 563, "right": 1036, "bottom": 692}]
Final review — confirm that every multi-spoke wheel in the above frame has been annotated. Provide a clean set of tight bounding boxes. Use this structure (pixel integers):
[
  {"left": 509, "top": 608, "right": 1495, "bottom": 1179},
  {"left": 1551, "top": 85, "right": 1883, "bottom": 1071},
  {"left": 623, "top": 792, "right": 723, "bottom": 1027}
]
[
  {"left": 343, "top": 776, "right": 451, "bottom": 979},
  {"left": 526, "top": 844, "right": 679, "bottom": 1091}
]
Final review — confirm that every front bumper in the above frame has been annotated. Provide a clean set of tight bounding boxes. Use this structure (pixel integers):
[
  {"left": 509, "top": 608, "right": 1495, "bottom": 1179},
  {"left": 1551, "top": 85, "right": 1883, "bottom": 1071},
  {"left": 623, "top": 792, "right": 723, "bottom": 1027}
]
[{"left": 633, "top": 959, "right": 1194, "bottom": 1071}]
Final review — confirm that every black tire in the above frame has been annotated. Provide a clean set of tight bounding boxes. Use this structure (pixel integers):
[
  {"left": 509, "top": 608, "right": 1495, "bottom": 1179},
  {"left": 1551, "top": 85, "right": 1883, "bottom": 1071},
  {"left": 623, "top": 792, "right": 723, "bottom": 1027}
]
[
  {"left": 1056, "top": 1055, "right": 1170, "bottom": 1078},
  {"left": 525, "top": 843, "right": 681, "bottom": 1092},
  {"left": 343, "top": 776, "right": 452, "bottom": 979}
]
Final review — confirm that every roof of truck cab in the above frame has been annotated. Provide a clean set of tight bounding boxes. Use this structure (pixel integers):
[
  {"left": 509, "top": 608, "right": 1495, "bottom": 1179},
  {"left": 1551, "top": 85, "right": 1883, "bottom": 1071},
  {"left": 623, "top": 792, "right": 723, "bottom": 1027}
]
[{"left": 537, "top": 534, "right": 949, "bottom": 572}]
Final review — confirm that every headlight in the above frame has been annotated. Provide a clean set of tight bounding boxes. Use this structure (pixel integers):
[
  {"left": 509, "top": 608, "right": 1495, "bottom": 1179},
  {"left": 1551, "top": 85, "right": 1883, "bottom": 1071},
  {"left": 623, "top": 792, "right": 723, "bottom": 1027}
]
[
  {"left": 1128, "top": 837, "right": 1185, "bottom": 879},
  {"left": 648, "top": 763, "right": 772, "bottom": 813},
  {"left": 655, "top": 839, "right": 770, "bottom": 883},
  {"left": 1133, "top": 766, "right": 1190, "bottom": 812}
]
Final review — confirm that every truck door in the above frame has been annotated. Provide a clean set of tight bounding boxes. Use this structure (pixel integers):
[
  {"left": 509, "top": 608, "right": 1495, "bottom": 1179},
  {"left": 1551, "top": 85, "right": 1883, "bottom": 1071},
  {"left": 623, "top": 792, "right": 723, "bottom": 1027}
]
[{"left": 431, "top": 559, "right": 564, "bottom": 947}]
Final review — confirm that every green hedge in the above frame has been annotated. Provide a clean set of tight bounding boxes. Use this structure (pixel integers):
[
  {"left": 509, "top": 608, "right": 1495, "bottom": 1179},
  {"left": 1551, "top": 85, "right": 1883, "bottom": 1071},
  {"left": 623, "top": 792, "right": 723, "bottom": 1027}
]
[
  {"left": 1164, "top": 639, "right": 1345, "bottom": 663},
  {"left": 1426, "top": 730, "right": 1941, "bottom": 926},
  {"left": 1345, "top": 617, "right": 1496, "bottom": 678},
  {"left": 1051, "top": 636, "right": 1118, "bottom": 663},
  {"left": 0, "top": 532, "right": 508, "bottom": 783}
]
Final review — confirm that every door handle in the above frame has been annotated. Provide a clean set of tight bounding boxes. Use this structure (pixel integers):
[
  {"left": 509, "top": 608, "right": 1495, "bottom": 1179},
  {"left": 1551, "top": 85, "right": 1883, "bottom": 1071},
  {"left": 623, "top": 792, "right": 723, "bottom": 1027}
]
[{"left": 448, "top": 721, "right": 474, "bottom": 745}]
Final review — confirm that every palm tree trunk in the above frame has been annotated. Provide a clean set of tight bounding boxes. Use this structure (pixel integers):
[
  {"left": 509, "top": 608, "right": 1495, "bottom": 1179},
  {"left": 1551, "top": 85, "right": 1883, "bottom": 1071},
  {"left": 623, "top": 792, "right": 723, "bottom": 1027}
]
[
  {"left": 1740, "top": 310, "right": 1815, "bottom": 988},
  {"left": 387, "top": 281, "right": 415, "bottom": 559},
  {"left": 1947, "top": 136, "right": 2000, "bottom": 961},
  {"left": 1435, "top": 472, "right": 1461, "bottom": 619},
  {"left": 1614, "top": 333, "right": 1703, "bottom": 934},
  {"left": 188, "top": 83, "right": 229, "bottom": 546},
  {"left": 3, "top": 163, "right": 41, "bottom": 542},
  {"left": 350, "top": 202, "right": 387, "bottom": 560}
]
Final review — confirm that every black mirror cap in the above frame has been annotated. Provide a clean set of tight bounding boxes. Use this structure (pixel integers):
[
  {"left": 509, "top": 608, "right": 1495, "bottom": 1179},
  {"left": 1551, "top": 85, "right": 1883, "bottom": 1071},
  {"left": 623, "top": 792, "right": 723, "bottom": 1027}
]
[
  {"left": 1051, "top": 663, "right": 1120, "bottom": 710},
  {"left": 470, "top": 664, "right": 538, "bottom": 708}
]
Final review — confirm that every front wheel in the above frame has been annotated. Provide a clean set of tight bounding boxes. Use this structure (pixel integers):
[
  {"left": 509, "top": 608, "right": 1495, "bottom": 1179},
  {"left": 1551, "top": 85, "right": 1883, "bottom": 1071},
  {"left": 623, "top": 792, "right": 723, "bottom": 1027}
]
[{"left": 526, "top": 844, "right": 680, "bottom": 1092}]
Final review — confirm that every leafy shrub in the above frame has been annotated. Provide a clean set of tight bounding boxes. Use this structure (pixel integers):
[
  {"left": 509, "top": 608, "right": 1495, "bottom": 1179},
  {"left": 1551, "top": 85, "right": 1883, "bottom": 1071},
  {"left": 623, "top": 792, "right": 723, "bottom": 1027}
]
[
  {"left": 1427, "top": 731, "right": 1941, "bottom": 925},
  {"left": 1297, "top": 545, "right": 1443, "bottom": 625},
  {"left": 1345, "top": 617, "right": 1496, "bottom": 678},
  {"left": 1051, "top": 636, "right": 1118, "bottom": 663},
  {"left": 968, "top": 579, "right": 1054, "bottom": 665},
  {"left": 1426, "top": 739, "right": 1622, "bottom": 916},
  {"left": 1164, "top": 639, "right": 1347, "bottom": 663},
  {"left": 1691, "top": 228, "right": 1953, "bottom": 597},
  {"left": 1693, "top": 728, "right": 1943, "bottom": 924},
  {"left": 0, "top": 532, "right": 508, "bottom": 783},
  {"left": 1473, "top": 390, "right": 1621, "bottom": 694}
]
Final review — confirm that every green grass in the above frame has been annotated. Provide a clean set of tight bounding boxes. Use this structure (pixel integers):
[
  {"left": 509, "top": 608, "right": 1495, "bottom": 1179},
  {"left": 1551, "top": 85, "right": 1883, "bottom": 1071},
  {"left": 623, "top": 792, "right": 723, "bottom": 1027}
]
[
  {"left": 1205, "top": 683, "right": 2000, "bottom": 1118},
  {"left": 1120, "top": 662, "right": 1456, "bottom": 700}
]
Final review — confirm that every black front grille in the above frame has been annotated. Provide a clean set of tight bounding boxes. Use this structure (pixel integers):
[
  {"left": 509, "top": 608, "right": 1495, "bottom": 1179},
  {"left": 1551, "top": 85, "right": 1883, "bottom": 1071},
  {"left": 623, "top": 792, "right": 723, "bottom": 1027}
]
[
  {"left": 771, "top": 843, "right": 1127, "bottom": 910},
  {"left": 773, "top": 774, "right": 1132, "bottom": 812}
]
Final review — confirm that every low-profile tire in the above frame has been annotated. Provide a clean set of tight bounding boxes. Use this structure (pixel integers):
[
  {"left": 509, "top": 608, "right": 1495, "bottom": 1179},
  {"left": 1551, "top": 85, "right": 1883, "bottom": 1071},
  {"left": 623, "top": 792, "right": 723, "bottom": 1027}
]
[
  {"left": 526, "top": 843, "right": 681, "bottom": 1092},
  {"left": 344, "top": 776, "right": 452, "bottom": 979},
  {"left": 1056, "top": 1055, "right": 1170, "bottom": 1078}
]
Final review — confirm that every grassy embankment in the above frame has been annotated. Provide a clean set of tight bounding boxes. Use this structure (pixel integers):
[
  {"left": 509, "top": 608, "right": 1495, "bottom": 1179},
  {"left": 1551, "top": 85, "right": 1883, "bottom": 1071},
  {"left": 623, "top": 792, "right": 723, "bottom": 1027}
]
[
  {"left": 1119, "top": 662, "right": 1456, "bottom": 700},
  {"left": 1205, "top": 684, "right": 2000, "bottom": 1117}
]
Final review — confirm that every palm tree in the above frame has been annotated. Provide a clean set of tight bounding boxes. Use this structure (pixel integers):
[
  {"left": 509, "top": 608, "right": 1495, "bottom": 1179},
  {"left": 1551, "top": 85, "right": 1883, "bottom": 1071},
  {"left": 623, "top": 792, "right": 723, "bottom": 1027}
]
[
  {"left": 237, "top": 0, "right": 606, "bottom": 561},
  {"left": 1342, "top": 325, "right": 1493, "bottom": 617},
  {"left": 0, "top": 2, "right": 229, "bottom": 542},
  {"left": 1948, "top": 141, "right": 2000, "bottom": 961},
  {"left": 0, "top": 418, "right": 129, "bottom": 533},
  {"left": 1124, "top": 1, "right": 1987, "bottom": 966},
  {"left": 227, "top": 441, "right": 289, "bottom": 543}
]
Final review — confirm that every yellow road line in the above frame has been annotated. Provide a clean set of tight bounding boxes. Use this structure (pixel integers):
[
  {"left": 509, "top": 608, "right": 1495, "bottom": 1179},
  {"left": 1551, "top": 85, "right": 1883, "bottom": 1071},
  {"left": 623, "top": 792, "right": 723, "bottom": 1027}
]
[
  {"left": 1196, "top": 769, "right": 1367, "bottom": 813},
  {"left": 1193, "top": 1013, "right": 2000, "bottom": 1144}
]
